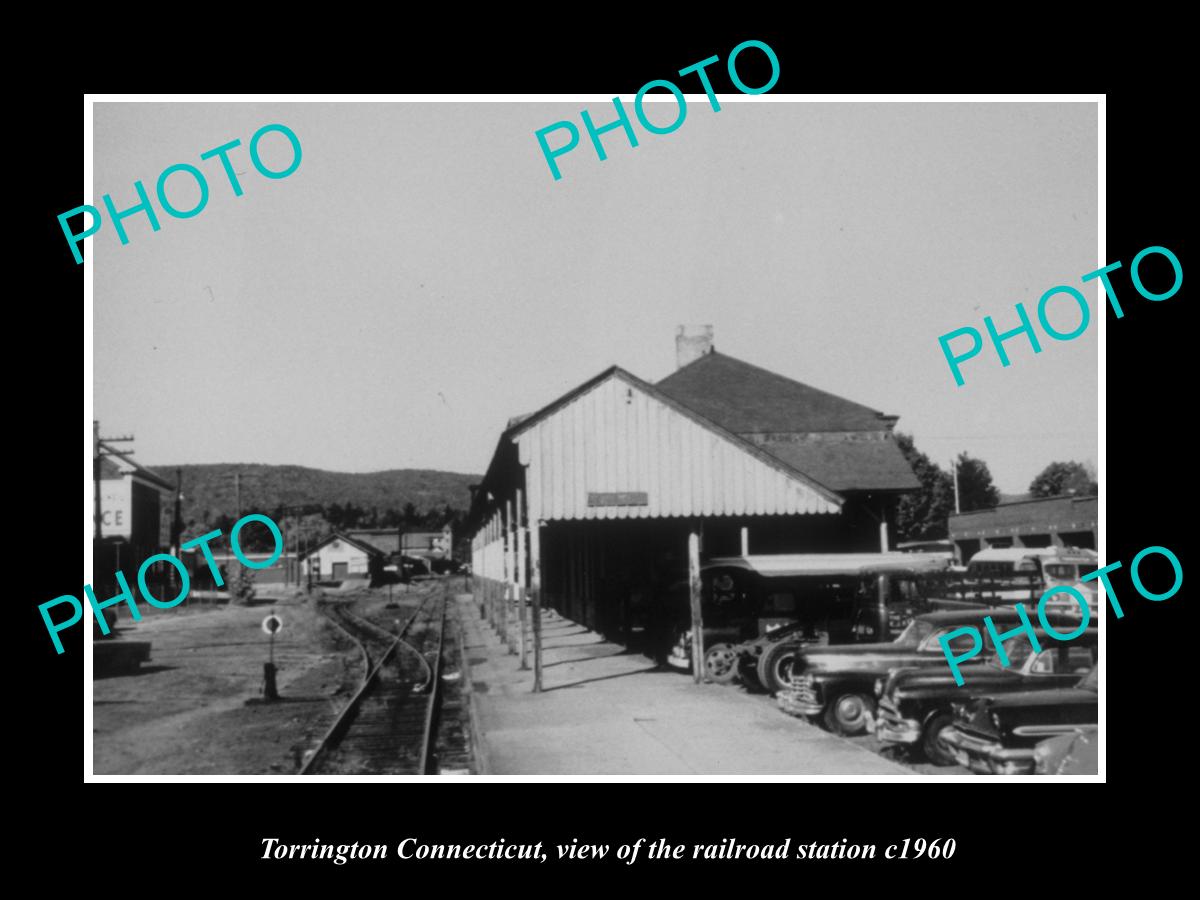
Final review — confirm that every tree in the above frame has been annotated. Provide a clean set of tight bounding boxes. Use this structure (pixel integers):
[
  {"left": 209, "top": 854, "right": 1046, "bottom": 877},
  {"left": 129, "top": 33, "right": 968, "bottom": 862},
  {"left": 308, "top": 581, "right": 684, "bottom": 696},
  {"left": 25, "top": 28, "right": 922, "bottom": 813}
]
[
  {"left": 1029, "top": 461, "right": 1097, "bottom": 498},
  {"left": 894, "top": 433, "right": 955, "bottom": 542},
  {"left": 955, "top": 452, "right": 1000, "bottom": 512}
]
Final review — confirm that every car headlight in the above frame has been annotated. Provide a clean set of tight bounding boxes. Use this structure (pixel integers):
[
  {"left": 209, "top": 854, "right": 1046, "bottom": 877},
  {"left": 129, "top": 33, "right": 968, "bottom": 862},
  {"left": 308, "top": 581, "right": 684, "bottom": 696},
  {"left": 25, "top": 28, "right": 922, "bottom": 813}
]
[{"left": 874, "top": 677, "right": 885, "bottom": 698}]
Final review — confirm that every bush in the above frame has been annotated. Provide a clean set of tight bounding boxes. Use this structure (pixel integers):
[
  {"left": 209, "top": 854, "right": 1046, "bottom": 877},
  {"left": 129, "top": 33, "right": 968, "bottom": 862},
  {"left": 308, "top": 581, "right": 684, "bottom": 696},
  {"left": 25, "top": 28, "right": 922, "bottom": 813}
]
[{"left": 231, "top": 568, "right": 257, "bottom": 605}]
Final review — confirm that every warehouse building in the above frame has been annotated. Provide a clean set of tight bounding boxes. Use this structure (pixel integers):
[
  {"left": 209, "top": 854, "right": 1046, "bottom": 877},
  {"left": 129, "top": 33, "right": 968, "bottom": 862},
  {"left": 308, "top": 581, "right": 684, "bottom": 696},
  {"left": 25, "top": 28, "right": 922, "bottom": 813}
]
[
  {"left": 348, "top": 528, "right": 402, "bottom": 559},
  {"left": 96, "top": 447, "right": 176, "bottom": 572},
  {"left": 302, "top": 532, "right": 383, "bottom": 582},
  {"left": 948, "top": 494, "right": 1098, "bottom": 562},
  {"left": 402, "top": 527, "right": 454, "bottom": 566},
  {"left": 467, "top": 327, "right": 919, "bottom": 644}
]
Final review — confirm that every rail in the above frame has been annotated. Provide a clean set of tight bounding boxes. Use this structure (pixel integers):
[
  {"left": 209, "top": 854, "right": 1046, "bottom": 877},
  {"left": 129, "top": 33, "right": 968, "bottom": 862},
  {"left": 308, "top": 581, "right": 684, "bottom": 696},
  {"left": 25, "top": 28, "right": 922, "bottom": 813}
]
[{"left": 300, "top": 588, "right": 443, "bottom": 775}]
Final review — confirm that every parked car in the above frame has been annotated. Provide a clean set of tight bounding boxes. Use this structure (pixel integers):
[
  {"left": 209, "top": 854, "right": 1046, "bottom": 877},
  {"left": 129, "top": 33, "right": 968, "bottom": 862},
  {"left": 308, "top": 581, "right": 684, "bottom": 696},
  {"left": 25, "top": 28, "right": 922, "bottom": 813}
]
[
  {"left": 774, "top": 608, "right": 1088, "bottom": 736},
  {"left": 664, "top": 553, "right": 950, "bottom": 688},
  {"left": 941, "top": 666, "right": 1099, "bottom": 774},
  {"left": 876, "top": 629, "right": 1097, "bottom": 764},
  {"left": 1033, "top": 727, "right": 1098, "bottom": 775}
]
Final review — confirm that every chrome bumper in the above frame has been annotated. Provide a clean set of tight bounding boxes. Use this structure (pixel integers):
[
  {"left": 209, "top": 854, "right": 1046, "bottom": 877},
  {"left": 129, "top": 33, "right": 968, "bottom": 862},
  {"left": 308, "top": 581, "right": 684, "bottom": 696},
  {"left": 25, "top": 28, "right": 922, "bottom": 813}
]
[
  {"left": 776, "top": 687, "right": 822, "bottom": 717},
  {"left": 941, "top": 727, "right": 1035, "bottom": 775},
  {"left": 876, "top": 701, "right": 921, "bottom": 744},
  {"left": 665, "top": 651, "right": 691, "bottom": 670}
]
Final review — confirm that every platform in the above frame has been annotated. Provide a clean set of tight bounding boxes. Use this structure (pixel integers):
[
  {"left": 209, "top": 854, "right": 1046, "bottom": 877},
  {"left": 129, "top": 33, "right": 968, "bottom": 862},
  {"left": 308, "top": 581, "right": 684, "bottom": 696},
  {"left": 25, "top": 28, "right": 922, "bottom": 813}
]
[{"left": 458, "top": 597, "right": 912, "bottom": 777}]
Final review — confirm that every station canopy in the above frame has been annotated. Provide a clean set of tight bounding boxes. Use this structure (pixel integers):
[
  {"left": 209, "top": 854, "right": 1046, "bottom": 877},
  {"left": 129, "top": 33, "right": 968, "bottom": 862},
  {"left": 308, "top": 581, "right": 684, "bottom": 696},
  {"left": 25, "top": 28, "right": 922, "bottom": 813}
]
[{"left": 704, "top": 552, "right": 951, "bottom": 578}]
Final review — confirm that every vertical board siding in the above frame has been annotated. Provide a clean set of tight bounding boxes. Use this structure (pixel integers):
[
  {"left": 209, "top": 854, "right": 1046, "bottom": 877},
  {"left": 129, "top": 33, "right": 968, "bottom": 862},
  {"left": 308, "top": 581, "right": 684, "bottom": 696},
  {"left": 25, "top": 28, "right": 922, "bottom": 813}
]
[{"left": 516, "top": 374, "right": 838, "bottom": 521}]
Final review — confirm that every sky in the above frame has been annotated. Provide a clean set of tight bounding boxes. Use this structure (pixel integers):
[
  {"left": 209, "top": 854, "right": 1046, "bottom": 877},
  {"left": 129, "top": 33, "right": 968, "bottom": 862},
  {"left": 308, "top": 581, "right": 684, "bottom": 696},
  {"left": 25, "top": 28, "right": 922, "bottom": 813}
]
[{"left": 93, "top": 100, "right": 1097, "bottom": 494}]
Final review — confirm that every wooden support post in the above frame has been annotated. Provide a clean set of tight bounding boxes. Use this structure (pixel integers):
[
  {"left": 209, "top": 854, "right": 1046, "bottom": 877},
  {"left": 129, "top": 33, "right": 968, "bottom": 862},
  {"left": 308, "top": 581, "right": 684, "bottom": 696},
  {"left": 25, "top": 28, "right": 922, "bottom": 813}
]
[
  {"left": 516, "top": 489, "right": 528, "bottom": 670},
  {"left": 493, "top": 512, "right": 502, "bottom": 636},
  {"left": 475, "top": 536, "right": 485, "bottom": 619},
  {"left": 531, "top": 520, "right": 543, "bottom": 693},
  {"left": 505, "top": 499, "right": 516, "bottom": 655},
  {"left": 878, "top": 499, "right": 889, "bottom": 610},
  {"left": 582, "top": 529, "right": 592, "bottom": 631},
  {"left": 688, "top": 529, "right": 704, "bottom": 684}
]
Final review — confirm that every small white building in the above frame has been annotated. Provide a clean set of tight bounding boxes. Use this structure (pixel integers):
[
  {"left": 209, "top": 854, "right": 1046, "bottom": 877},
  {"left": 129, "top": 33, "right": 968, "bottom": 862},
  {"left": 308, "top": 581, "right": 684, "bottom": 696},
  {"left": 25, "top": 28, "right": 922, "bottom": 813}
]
[{"left": 302, "top": 533, "right": 381, "bottom": 581}]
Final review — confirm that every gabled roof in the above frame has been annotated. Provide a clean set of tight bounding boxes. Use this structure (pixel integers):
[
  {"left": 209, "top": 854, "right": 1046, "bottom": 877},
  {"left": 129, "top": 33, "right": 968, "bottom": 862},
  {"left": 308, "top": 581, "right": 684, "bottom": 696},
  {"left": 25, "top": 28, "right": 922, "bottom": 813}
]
[
  {"left": 753, "top": 436, "right": 920, "bottom": 492},
  {"left": 347, "top": 529, "right": 401, "bottom": 555},
  {"left": 98, "top": 449, "right": 175, "bottom": 492},
  {"left": 506, "top": 365, "right": 844, "bottom": 506},
  {"left": 479, "top": 350, "right": 920, "bottom": 519},
  {"left": 656, "top": 351, "right": 895, "bottom": 433},
  {"left": 302, "top": 531, "right": 383, "bottom": 560},
  {"left": 656, "top": 352, "right": 918, "bottom": 492}
]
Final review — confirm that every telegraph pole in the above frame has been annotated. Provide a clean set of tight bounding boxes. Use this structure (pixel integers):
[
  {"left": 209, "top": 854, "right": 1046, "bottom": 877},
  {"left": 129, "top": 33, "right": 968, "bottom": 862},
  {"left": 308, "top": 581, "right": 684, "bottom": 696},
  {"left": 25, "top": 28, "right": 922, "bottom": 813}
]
[
  {"left": 232, "top": 471, "right": 267, "bottom": 522},
  {"left": 172, "top": 468, "right": 185, "bottom": 553},
  {"left": 951, "top": 454, "right": 961, "bottom": 514},
  {"left": 277, "top": 504, "right": 311, "bottom": 589},
  {"left": 94, "top": 421, "right": 102, "bottom": 540}
]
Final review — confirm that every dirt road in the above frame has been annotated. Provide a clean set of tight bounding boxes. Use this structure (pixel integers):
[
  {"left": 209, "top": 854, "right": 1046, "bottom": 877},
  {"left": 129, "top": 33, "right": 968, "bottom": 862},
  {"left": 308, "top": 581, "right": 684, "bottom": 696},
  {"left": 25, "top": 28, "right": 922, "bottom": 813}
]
[{"left": 92, "top": 594, "right": 361, "bottom": 775}]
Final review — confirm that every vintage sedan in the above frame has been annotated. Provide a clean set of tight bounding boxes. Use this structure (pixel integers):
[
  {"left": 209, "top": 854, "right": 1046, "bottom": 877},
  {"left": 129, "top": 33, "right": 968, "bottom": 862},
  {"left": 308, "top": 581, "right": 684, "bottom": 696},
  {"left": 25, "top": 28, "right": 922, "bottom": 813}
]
[
  {"left": 774, "top": 607, "right": 1078, "bottom": 736},
  {"left": 1033, "top": 727, "right": 1099, "bottom": 775},
  {"left": 941, "top": 666, "right": 1099, "bottom": 775},
  {"left": 876, "top": 629, "right": 1097, "bottom": 764}
]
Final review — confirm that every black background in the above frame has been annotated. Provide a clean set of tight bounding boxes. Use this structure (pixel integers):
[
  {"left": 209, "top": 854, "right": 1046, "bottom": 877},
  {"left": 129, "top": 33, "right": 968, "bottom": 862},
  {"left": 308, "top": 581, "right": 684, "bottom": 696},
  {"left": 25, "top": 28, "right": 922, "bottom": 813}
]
[{"left": 23, "top": 25, "right": 1188, "bottom": 886}]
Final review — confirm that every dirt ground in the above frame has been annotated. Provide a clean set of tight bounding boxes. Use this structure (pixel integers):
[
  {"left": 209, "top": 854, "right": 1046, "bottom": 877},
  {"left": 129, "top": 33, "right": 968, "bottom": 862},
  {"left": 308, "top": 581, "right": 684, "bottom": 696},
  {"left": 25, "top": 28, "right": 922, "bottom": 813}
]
[{"left": 92, "top": 591, "right": 368, "bottom": 775}]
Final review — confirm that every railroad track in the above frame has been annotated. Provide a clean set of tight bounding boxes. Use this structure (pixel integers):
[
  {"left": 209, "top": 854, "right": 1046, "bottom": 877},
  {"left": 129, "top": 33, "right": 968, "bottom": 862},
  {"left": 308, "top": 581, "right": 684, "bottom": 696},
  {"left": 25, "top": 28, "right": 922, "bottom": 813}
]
[{"left": 301, "top": 586, "right": 448, "bottom": 775}]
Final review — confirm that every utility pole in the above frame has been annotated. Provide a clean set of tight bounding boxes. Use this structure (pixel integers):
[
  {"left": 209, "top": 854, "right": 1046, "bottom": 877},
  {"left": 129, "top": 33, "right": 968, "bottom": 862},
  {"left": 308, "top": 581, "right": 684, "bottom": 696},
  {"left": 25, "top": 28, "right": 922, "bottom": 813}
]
[
  {"left": 172, "top": 468, "right": 185, "bottom": 553},
  {"left": 94, "top": 421, "right": 102, "bottom": 540},
  {"left": 172, "top": 468, "right": 185, "bottom": 600},
  {"left": 277, "top": 503, "right": 311, "bottom": 590},
  {"left": 232, "top": 471, "right": 267, "bottom": 524},
  {"left": 951, "top": 454, "right": 961, "bottom": 514}
]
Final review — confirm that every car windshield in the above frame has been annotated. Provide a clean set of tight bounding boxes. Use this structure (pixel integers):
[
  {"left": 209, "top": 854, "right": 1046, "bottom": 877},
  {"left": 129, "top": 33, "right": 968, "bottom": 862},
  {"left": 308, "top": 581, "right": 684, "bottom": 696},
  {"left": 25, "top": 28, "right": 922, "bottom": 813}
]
[
  {"left": 895, "top": 618, "right": 934, "bottom": 646},
  {"left": 988, "top": 634, "right": 1037, "bottom": 669}
]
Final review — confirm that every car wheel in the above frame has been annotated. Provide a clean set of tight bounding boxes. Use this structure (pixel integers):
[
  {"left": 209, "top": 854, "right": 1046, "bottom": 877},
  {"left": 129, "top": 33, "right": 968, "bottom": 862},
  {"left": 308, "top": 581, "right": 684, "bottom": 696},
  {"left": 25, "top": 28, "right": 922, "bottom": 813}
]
[
  {"left": 757, "top": 642, "right": 800, "bottom": 695},
  {"left": 704, "top": 644, "right": 739, "bottom": 684},
  {"left": 922, "top": 712, "right": 957, "bottom": 766},
  {"left": 738, "top": 655, "right": 765, "bottom": 692},
  {"left": 823, "top": 692, "right": 876, "bottom": 736}
]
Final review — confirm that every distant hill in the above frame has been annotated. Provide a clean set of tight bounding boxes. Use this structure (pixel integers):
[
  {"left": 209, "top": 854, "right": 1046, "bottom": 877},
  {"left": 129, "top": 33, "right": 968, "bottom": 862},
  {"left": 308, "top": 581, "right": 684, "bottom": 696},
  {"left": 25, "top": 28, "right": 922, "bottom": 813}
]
[{"left": 152, "top": 463, "right": 479, "bottom": 525}]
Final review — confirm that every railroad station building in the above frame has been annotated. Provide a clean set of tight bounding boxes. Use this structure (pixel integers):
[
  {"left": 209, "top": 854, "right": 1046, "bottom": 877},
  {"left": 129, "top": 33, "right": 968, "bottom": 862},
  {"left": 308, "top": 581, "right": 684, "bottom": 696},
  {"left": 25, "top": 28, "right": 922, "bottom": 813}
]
[
  {"left": 948, "top": 494, "right": 1098, "bottom": 562},
  {"left": 467, "top": 327, "right": 919, "bottom": 638}
]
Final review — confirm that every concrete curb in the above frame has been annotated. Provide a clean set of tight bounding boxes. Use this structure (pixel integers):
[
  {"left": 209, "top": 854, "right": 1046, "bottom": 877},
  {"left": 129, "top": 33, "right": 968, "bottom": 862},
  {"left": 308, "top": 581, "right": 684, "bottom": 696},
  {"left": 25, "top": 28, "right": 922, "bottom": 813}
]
[{"left": 454, "top": 596, "right": 491, "bottom": 775}]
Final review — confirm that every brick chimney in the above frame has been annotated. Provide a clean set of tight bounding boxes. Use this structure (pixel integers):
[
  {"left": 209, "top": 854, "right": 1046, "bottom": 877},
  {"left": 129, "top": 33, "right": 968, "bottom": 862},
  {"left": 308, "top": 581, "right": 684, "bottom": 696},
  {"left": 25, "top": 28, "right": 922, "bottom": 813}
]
[{"left": 676, "top": 325, "right": 714, "bottom": 369}]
